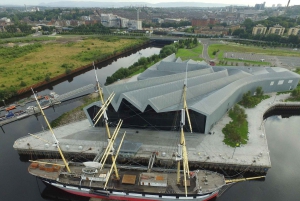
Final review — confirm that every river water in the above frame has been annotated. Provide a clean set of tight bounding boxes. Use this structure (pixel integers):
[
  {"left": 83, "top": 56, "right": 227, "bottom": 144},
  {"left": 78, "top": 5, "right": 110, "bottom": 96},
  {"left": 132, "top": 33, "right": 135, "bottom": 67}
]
[{"left": 1, "top": 45, "right": 300, "bottom": 201}]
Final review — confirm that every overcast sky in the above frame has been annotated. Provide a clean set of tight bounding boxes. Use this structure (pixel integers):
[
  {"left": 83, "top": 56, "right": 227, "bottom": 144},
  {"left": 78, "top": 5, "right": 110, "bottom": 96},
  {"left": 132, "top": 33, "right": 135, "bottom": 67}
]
[{"left": 1, "top": 0, "right": 296, "bottom": 7}]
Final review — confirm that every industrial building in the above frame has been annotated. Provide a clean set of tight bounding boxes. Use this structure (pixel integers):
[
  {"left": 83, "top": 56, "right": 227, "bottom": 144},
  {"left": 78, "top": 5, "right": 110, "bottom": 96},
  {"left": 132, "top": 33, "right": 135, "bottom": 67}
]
[{"left": 84, "top": 54, "right": 300, "bottom": 134}]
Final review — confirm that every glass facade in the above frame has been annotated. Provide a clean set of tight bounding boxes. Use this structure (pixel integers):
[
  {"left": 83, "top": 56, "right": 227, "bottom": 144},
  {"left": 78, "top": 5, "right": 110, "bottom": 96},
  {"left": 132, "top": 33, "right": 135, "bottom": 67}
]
[{"left": 87, "top": 99, "right": 206, "bottom": 133}]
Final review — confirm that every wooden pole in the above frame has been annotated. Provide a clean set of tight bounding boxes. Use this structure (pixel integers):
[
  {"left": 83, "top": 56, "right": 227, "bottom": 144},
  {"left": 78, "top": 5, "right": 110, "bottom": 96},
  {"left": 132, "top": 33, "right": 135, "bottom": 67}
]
[{"left": 31, "top": 88, "right": 71, "bottom": 173}]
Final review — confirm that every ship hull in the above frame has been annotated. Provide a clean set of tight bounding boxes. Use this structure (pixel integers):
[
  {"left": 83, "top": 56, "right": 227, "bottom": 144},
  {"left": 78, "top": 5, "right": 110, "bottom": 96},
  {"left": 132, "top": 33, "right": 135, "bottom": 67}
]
[{"left": 43, "top": 180, "right": 219, "bottom": 201}]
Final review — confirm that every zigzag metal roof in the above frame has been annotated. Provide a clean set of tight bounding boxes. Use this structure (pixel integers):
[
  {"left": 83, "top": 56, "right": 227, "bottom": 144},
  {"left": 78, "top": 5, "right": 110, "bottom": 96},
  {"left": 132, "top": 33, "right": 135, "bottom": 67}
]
[
  {"left": 192, "top": 68, "right": 300, "bottom": 115},
  {"left": 103, "top": 54, "right": 300, "bottom": 116}
]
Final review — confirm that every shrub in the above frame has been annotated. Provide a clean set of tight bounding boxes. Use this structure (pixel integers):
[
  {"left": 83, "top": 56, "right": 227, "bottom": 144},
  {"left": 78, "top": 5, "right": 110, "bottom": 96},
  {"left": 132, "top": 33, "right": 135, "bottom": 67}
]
[
  {"left": 65, "top": 68, "right": 72, "bottom": 74},
  {"left": 20, "top": 81, "right": 26, "bottom": 87},
  {"left": 45, "top": 75, "right": 51, "bottom": 82}
]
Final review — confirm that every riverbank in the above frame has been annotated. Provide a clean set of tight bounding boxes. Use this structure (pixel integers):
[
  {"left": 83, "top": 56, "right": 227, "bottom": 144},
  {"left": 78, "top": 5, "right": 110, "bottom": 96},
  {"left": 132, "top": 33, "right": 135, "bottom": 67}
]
[{"left": 50, "top": 92, "right": 99, "bottom": 127}]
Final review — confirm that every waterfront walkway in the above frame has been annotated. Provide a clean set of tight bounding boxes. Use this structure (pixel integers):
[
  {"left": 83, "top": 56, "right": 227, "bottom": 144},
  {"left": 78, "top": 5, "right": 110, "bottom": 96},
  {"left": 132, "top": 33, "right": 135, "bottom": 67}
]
[{"left": 14, "top": 93, "right": 297, "bottom": 172}]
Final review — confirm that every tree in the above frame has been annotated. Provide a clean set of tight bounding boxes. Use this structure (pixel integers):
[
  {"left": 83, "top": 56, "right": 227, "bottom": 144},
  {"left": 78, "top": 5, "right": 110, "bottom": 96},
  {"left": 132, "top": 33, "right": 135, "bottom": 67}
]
[
  {"left": 232, "top": 29, "right": 246, "bottom": 37},
  {"left": 291, "top": 88, "right": 300, "bottom": 97},
  {"left": 193, "top": 37, "right": 198, "bottom": 44},
  {"left": 65, "top": 68, "right": 72, "bottom": 74},
  {"left": 45, "top": 75, "right": 51, "bottom": 82},
  {"left": 243, "top": 18, "right": 254, "bottom": 33},
  {"left": 138, "top": 57, "right": 147, "bottom": 65},
  {"left": 255, "top": 86, "right": 264, "bottom": 97}
]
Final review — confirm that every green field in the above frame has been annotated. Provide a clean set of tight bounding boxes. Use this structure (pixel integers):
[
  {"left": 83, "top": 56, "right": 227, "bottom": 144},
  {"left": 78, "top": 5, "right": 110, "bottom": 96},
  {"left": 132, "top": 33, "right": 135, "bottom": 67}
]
[
  {"left": 0, "top": 36, "right": 146, "bottom": 93},
  {"left": 0, "top": 36, "right": 56, "bottom": 44},
  {"left": 208, "top": 43, "right": 300, "bottom": 59},
  {"left": 221, "top": 58, "right": 271, "bottom": 66},
  {"left": 176, "top": 45, "right": 203, "bottom": 61}
]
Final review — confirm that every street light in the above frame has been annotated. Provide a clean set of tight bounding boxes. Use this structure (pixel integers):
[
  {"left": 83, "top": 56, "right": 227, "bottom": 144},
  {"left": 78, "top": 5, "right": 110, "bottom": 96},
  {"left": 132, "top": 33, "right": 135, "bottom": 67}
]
[
  {"left": 2, "top": 100, "right": 5, "bottom": 107},
  {"left": 231, "top": 142, "right": 240, "bottom": 159}
]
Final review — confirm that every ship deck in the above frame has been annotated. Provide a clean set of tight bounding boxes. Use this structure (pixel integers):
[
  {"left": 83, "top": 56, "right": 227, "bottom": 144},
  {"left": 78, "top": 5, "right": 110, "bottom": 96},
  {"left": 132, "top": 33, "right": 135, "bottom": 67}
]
[{"left": 29, "top": 159, "right": 225, "bottom": 195}]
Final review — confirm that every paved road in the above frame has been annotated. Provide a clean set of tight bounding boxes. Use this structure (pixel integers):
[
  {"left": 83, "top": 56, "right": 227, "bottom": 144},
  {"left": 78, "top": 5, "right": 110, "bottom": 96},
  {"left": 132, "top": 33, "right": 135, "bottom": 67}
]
[
  {"left": 200, "top": 38, "right": 218, "bottom": 62},
  {"left": 200, "top": 39, "right": 300, "bottom": 69}
]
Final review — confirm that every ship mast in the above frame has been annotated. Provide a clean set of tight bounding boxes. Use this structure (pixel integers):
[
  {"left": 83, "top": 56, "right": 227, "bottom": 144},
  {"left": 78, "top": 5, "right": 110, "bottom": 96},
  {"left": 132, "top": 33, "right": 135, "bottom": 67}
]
[
  {"left": 176, "top": 64, "right": 193, "bottom": 196},
  {"left": 93, "top": 63, "right": 120, "bottom": 180},
  {"left": 31, "top": 88, "right": 71, "bottom": 173}
]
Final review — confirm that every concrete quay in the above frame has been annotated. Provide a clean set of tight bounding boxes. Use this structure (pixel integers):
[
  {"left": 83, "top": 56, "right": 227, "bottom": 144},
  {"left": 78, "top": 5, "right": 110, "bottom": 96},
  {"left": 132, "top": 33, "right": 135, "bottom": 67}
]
[{"left": 14, "top": 93, "right": 296, "bottom": 174}]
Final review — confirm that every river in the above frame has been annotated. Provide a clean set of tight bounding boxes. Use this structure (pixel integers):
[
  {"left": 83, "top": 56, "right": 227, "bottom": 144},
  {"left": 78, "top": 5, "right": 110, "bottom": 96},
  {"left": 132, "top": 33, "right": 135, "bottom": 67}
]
[{"left": 1, "top": 45, "right": 299, "bottom": 201}]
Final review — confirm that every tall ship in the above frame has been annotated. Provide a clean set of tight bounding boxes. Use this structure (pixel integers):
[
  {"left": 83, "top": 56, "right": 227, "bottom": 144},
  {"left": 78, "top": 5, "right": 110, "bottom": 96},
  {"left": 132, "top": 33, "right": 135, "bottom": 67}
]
[{"left": 27, "top": 65, "right": 263, "bottom": 201}]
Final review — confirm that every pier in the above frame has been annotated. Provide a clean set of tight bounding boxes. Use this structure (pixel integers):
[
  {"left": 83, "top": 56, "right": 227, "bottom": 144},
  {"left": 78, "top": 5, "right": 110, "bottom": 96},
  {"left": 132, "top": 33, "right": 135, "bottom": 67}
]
[
  {"left": 0, "top": 84, "right": 94, "bottom": 127},
  {"left": 13, "top": 93, "right": 296, "bottom": 174}
]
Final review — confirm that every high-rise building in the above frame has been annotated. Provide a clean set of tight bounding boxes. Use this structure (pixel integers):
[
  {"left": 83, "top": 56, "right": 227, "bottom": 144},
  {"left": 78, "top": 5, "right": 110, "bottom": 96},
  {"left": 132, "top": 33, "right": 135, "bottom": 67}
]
[{"left": 255, "top": 2, "right": 266, "bottom": 10}]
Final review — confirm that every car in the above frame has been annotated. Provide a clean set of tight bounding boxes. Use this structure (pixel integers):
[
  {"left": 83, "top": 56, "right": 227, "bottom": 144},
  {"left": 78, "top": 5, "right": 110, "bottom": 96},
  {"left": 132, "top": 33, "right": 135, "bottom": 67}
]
[{"left": 293, "top": 48, "right": 298, "bottom": 51}]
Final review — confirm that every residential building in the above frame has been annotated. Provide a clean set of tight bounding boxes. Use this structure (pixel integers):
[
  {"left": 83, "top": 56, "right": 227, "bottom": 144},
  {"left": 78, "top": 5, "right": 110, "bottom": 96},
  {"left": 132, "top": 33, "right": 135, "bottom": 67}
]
[
  {"left": 152, "top": 18, "right": 163, "bottom": 24},
  {"left": 163, "top": 18, "right": 182, "bottom": 23},
  {"left": 267, "top": 24, "right": 285, "bottom": 35},
  {"left": 192, "top": 17, "right": 218, "bottom": 27},
  {"left": 288, "top": 25, "right": 300, "bottom": 36},
  {"left": 252, "top": 24, "right": 267, "bottom": 35},
  {"left": 255, "top": 2, "right": 266, "bottom": 10}
]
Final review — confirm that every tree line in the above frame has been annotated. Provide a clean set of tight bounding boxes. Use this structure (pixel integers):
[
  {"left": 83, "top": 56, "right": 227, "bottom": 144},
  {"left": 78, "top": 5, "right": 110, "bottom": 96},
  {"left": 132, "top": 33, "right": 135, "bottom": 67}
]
[
  {"left": 105, "top": 38, "right": 199, "bottom": 85},
  {"left": 232, "top": 17, "right": 300, "bottom": 46},
  {"left": 142, "top": 21, "right": 191, "bottom": 28},
  {"left": 0, "top": 23, "right": 34, "bottom": 39},
  {"left": 1, "top": 8, "right": 94, "bottom": 23}
]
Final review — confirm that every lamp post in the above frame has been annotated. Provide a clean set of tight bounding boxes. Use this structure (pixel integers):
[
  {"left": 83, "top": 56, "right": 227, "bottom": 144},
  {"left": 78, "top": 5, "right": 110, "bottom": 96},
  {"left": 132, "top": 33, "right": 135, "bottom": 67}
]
[
  {"left": 231, "top": 142, "right": 240, "bottom": 159},
  {"left": 2, "top": 100, "right": 5, "bottom": 107}
]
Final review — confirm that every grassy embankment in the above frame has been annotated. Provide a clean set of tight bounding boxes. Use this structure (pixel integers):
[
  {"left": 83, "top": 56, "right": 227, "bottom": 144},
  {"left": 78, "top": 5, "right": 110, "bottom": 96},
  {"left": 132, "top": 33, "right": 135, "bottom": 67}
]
[
  {"left": 130, "top": 44, "right": 204, "bottom": 77},
  {"left": 208, "top": 43, "right": 300, "bottom": 66},
  {"left": 50, "top": 94, "right": 99, "bottom": 128},
  {"left": 0, "top": 36, "right": 147, "bottom": 99},
  {"left": 0, "top": 36, "right": 56, "bottom": 44},
  {"left": 175, "top": 44, "right": 203, "bottom": 61}
]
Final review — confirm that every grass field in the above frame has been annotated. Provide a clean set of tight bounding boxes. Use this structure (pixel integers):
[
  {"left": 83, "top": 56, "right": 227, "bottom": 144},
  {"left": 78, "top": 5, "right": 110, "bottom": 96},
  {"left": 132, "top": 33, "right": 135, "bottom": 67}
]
[
  {"left": 208, "top": 43, "right": 300, "bottom": 59},
  {"left": 0, "top": 36, "right": 146, "bottom": 91},
  {"left": 221, "top": 58, "right": 271, "bottom": 66},
  {"left": 176, "top": 45, "right": 203, "bottom": 61},
  {"left": 0, "top": 36, "right": 56, "bottom": 44}
]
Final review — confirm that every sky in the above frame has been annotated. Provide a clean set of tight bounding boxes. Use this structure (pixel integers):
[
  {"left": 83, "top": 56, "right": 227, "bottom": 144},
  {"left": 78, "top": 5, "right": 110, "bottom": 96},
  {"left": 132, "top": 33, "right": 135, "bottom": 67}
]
[{"left": 1, "top": 0, "right": 296, "bottom": 7}]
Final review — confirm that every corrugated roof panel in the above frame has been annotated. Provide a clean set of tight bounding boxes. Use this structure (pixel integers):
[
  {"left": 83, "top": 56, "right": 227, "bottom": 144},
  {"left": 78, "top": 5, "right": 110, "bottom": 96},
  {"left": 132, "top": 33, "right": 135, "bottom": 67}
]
[
  {"left": 123, "top": 70, "right": 228, "bottom": 111},
  {"left": 175, "top": 57, "right": 182, "bottom": 63},
  {"left": 191, "top": 70, "right": 299, "bottom": 115},
  {"left": 149, "top": 70, "right": 250, "bottom": 112},
  {"left": 104, "top": 67, "right": 214, "bottom": 108}
]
